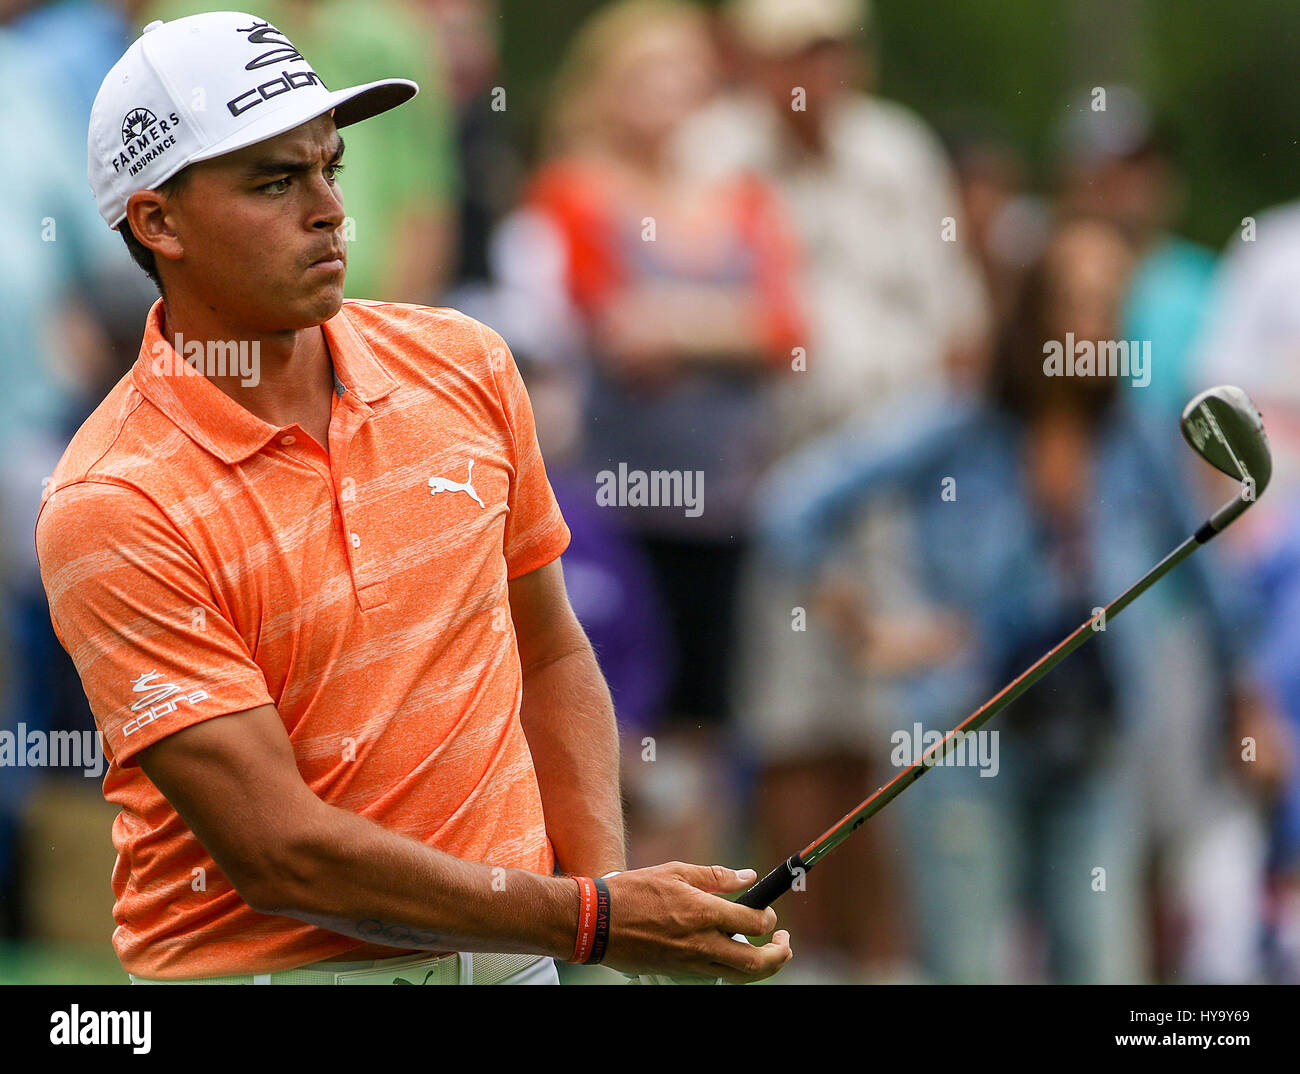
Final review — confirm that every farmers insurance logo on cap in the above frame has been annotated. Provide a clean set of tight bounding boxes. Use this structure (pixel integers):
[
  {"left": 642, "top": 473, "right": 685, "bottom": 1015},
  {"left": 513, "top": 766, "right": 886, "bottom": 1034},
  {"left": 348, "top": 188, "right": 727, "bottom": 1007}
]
[
  {"left": 88, "top": 11, "right": 418, "bottom": 228},
  {"left": 115, "top": 107, "right": 182, "bottom": 179}
]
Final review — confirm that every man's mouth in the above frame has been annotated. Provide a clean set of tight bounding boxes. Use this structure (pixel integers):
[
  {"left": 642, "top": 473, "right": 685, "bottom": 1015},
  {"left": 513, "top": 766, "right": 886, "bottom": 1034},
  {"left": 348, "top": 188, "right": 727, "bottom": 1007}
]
[{"left": 309, "top": 248, "right": 346, "bottom": 270}]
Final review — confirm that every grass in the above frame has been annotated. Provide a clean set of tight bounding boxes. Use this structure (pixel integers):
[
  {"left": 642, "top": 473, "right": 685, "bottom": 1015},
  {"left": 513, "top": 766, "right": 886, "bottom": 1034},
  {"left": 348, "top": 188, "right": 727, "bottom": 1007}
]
[{"left": 0, "top": 940, "right": 127, "bottom": 985}]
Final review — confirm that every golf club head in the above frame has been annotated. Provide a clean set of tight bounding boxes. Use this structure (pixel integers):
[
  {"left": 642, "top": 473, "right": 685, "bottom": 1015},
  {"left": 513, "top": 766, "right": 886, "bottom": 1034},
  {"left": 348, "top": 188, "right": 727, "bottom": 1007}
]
[
  {"left": 1181, "top": 386, "right": 1271, "bottom": 532},
  {"left": 1181, "top": 385, "right": 1272, "bottom": 494}
]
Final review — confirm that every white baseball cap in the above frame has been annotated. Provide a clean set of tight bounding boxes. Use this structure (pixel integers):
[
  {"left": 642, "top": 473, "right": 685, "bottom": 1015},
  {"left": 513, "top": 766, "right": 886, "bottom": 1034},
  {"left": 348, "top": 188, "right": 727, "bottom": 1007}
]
[
  {"left": 89, "top": 10, "right": 418, "bottom": 228},
  {"left": 727, "top": 0, "right": 870, "bottom": 58}
]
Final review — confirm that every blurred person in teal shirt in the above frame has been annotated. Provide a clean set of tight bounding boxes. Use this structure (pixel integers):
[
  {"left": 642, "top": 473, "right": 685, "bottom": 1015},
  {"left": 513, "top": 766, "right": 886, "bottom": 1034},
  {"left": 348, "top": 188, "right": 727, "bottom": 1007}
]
[
  {"left": 0, "top": 26, "right": 132, "bottom": 938},
  {"left": 9, "top": 0, "right": 140, "bottom": 127},
  {"left": 0, "top": 30, "right": 128, "bottom": 457},
  {"left": 1056, "top": 86, "right": 1218, "bottom": 427}
]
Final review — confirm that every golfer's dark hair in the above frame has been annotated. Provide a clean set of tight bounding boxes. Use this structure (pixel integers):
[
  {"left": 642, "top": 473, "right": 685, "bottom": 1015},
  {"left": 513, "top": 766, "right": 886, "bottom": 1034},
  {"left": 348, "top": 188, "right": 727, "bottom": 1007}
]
[{"left": 118, "top": 168, "right": 190, "bottom": 296}]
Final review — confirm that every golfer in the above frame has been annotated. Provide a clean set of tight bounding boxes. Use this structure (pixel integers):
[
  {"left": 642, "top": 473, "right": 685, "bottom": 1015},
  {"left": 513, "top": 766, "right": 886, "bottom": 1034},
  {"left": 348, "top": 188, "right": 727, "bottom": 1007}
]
[{"left": 34, "top": 11, "right": 791, "bottom": 985}]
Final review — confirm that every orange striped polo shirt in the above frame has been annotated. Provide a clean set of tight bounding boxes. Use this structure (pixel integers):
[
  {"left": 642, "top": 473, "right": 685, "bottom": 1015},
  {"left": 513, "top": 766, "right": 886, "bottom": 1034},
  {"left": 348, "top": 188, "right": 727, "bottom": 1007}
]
[{"left": 34, "top": 299, "right": 571, "bottom": 978}]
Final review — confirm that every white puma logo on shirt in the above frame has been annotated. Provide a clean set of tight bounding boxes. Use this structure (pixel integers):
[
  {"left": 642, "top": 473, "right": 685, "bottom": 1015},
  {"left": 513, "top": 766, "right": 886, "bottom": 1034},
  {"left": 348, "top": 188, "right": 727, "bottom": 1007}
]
[{"left": 428, "top": 460, "right": 485, "bottom": 509}]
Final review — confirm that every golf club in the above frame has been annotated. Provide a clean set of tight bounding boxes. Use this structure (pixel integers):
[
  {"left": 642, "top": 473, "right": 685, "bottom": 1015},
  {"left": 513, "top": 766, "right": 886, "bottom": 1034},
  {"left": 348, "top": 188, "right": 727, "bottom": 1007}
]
[{"left": 737, "top": 384, "right": 1272, "bottom": 911}]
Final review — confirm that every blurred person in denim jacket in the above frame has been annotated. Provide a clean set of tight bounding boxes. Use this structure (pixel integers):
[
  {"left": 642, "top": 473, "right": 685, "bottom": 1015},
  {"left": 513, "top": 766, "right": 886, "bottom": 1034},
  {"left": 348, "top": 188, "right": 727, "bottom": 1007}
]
[
  {"left": 755, "top": 216, "right": 1281, "bottom": 981},
  {"left": 1250, "top": 507, "right": 1300, "bottom": 981}
]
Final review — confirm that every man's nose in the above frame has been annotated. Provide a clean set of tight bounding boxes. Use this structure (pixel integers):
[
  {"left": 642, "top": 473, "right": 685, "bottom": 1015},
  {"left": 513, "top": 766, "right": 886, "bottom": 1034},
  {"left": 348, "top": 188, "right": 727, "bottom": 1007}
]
[{"left": 309, "top": 176, "right": 345, "bottom": 231}]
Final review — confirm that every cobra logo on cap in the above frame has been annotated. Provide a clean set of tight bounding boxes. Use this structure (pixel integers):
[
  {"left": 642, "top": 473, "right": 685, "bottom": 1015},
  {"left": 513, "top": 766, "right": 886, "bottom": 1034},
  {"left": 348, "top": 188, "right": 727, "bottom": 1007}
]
[
  {"left": 235, "top": 19, "right": 305, "bottom": 70},
  {"left": 224, "top": 19, "right": 326, "bottom": 117}
]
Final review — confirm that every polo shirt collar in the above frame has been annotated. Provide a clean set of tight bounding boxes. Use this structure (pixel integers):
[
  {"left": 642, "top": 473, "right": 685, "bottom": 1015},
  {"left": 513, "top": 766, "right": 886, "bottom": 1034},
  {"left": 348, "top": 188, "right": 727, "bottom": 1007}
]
[
  {"left": 321, "top": 301, "right": 399, "bottom": 405},
  {"left": 131, "top": 300, "right": 397, "bottom": 464}
]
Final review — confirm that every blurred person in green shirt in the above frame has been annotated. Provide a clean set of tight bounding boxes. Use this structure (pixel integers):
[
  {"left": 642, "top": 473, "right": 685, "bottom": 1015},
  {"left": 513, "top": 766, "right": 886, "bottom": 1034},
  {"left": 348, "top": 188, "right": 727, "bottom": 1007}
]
[{"left": 148, "top": 0, "right": 459, "bottom": 301}]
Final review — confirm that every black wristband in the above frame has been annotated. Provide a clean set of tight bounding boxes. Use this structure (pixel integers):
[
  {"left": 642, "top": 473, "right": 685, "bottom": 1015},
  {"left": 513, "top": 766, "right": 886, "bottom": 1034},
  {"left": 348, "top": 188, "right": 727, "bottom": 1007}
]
[{"left": 587, "top": 876, "right": 611, "bottom": 964}]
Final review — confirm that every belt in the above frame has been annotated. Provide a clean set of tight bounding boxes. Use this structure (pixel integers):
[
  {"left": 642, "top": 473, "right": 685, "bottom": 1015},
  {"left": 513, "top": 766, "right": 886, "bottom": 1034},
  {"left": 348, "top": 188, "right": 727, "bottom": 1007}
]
[{"left": 129, "top": 950, "right": 546, "bottom": 985}]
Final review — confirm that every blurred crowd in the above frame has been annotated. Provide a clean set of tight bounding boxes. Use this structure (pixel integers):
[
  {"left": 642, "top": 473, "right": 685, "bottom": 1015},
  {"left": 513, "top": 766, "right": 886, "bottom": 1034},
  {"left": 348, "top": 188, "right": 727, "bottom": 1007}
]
[{"left": 2, "top": 0, "right": 1300, "bottom": 983}]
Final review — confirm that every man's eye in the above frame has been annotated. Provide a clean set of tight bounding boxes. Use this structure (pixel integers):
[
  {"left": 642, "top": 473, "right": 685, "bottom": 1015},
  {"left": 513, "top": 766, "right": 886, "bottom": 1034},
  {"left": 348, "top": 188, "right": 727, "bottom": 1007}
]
[
  {"left": 263, "top": 177, "right": 291, "bottom": 193},
  {"left": 325, "top": 163, "right": 345, "bottom": 182}
]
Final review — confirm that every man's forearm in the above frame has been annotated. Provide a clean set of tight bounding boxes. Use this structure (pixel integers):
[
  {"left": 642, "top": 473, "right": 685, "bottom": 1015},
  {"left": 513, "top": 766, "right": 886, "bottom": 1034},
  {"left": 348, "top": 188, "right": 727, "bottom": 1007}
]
[
  {"left": 518, "top": 641, "right": 626, "bottom": 877},
  {"left": 250, "top": 799, "right": 580, "bottom": 959}
]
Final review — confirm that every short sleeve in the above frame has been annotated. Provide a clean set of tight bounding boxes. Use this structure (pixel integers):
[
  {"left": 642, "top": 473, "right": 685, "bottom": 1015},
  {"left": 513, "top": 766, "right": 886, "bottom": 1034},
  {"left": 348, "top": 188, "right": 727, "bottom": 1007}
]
[
  {"left": 35, "top": 481, "right": 275, "bottom": 767},
  {"left": 480, "top": 325, "right": 572, "bottom": 578}
]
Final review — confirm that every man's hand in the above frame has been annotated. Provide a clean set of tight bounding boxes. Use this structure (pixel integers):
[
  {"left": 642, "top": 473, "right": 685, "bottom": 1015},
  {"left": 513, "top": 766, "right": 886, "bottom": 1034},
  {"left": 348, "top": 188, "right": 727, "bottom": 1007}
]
[
  {"left": 813, "top": 570, "right": 969, "bottom": 675},
  {"left": 600, "top": 862, "right": 793, "bottom": 984}
]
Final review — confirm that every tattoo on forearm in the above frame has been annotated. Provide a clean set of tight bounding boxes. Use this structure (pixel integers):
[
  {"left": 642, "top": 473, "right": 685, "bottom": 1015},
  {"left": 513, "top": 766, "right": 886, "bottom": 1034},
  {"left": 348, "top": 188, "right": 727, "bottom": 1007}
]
[{"left": 356, "top": 919, "right": 443, "bottom": 946}]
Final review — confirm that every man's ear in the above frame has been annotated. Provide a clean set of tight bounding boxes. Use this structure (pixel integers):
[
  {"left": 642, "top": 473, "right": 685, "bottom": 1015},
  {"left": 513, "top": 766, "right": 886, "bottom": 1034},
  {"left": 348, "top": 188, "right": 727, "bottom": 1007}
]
[{"left": 125, "top": 189, "right": 184, "bottom": 263}]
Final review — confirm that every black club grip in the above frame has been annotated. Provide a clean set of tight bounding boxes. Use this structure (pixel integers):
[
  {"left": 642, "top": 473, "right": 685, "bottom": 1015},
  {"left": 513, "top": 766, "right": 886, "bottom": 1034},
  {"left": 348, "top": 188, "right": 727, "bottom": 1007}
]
[{"left": 735, "top": 854, "right": 805, "bottom": 909}]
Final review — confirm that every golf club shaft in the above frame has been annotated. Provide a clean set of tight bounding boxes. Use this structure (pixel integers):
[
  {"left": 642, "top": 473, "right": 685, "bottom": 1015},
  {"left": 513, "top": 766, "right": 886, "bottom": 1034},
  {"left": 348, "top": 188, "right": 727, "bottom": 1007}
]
[{"left": 737, "top": 500, "right": 1237, "bottom": 911}]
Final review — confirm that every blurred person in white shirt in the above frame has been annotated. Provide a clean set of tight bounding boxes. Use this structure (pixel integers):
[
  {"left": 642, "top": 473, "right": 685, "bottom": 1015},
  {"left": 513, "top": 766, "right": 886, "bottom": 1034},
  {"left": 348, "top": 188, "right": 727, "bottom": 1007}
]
[{"left": 673, "top": 0, "right": 989, "bottom": 980}]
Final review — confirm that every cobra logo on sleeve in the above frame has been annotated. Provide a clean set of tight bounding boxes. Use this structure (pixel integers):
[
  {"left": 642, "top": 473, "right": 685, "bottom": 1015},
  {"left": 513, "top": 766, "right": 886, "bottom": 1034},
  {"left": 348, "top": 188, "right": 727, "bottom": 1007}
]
[{"left": 123, "top": 671, "right": 210, "bottom": 738}]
